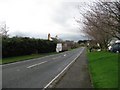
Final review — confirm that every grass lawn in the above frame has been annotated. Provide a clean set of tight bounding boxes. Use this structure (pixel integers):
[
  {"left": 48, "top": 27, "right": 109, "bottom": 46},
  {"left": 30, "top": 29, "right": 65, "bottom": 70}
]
[
  {"left": 1, "top": 52, "right": 57, "bottom": 64},
  {"left": 87, "top": 51, "right": 119, "bottom": 88}
]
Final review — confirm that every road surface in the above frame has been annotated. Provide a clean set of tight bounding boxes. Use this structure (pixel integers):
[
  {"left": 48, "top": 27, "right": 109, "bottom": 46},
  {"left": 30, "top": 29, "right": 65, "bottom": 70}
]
[{"left": 2, "top": 47, "right": 84, "bottom": 88}]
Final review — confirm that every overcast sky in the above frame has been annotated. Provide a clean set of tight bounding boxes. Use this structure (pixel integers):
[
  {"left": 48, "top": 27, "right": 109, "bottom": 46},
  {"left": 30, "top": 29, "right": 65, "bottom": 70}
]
[{"left": 0, "top": 0, "right": 96, "bottom": 41}]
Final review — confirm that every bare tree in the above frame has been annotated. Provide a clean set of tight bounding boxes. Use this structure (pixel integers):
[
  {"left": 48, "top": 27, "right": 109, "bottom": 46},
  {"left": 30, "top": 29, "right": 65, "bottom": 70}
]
[
  {"left": 77, "top": 0, "right": 120, "bottom": 49},
  {"left": 93, "top": 1, "right": 120, "bottom": 39},
  {"left": 0, "top": 22, "right": 9, "bottom": 38}
]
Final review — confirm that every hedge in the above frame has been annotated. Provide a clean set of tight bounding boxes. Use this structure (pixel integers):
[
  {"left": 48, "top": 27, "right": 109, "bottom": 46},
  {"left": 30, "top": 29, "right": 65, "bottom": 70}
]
[{"left": 2, "top": 37, "right": 57, "bottom": 58}]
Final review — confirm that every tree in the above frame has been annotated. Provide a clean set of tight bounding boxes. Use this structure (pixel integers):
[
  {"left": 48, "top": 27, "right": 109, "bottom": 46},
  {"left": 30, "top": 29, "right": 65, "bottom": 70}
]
[
  {"left": 0, "top": 22, "right": 9, "bottom": 38},
  {"left": 77, "top": 0, "right": 120, "bottom": 49},
  {"left": 92, "top": 1, "right": 120, "bottom": 39}
]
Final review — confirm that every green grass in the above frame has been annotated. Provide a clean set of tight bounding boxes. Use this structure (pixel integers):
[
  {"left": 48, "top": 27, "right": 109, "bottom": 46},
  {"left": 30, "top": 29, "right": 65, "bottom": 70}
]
[
  {"left": 87, "top": 51, "right": 119, "bottom": 88},
  {"left": 1, "top": 52, "right": 57, "bottom": 64}
]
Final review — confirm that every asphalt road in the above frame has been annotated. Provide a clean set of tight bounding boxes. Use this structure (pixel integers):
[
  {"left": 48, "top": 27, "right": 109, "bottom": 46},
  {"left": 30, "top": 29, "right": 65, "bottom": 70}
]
[{"left": 2, "top": 47, "right": 84, "bottom": 88}]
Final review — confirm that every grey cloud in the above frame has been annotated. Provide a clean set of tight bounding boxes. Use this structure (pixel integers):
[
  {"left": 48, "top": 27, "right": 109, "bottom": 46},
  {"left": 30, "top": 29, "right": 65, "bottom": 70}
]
[
  {"left": 51, "top": 2, "right": 84, "bottom": 37},
  {"left": 9, "top": 31, "right": 47, "bottom": 39},
  {"left": 7, "top": 1, "right": 88, "bottom": 41},
  {"left": 9, "top": 31, "right": 26, "bottom": 37},
  {"left": 52, "top": 2, "right": 78, "bottom": 26},
  {"left": 9, "top": 30, "right": 87, "bottom": 41},
  {"left": 60, "top": 33, "right": 87, "bottom": 41}
]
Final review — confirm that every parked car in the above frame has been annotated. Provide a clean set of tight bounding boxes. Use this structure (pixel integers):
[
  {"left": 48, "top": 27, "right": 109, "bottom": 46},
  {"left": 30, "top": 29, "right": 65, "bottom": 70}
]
[{"left": 110, "top": 43, "right": 120, "bottom": 53}]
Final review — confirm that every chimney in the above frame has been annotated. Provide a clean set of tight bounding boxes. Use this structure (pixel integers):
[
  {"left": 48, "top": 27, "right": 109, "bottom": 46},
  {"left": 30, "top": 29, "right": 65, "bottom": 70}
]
[{"left": 48, "top": 33, "right": 51, "bottom": 40}]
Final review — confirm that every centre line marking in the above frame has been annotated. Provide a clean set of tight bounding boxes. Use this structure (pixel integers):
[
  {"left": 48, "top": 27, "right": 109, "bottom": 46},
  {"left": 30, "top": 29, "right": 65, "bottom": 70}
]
[
  {"left": 64, "top": 54, "right": 66, "bottom": 56},
  {"left": 27, "top": 61, "right": 47, "bottom": 68}
]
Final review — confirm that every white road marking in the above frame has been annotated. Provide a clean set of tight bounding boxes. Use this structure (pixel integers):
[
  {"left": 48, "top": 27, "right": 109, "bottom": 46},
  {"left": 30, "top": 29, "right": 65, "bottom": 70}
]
[
  {"left": 27, "top": 61, "right": 47, "bottom": 68},
  {"left": 64, "top": 54, "right": 66, "bottom": 56},
  {"left": 43, "top": 48, "right": 84, "bottom": 89}
]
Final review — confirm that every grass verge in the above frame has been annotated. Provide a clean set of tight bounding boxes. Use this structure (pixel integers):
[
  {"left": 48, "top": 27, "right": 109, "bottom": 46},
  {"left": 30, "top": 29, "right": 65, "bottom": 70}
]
[
  {"left": 1, "top": 52, "right": 57, "bottom": 64},
  {"left": 87, "top": 51, "right": 118, "bottom": 88}
]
